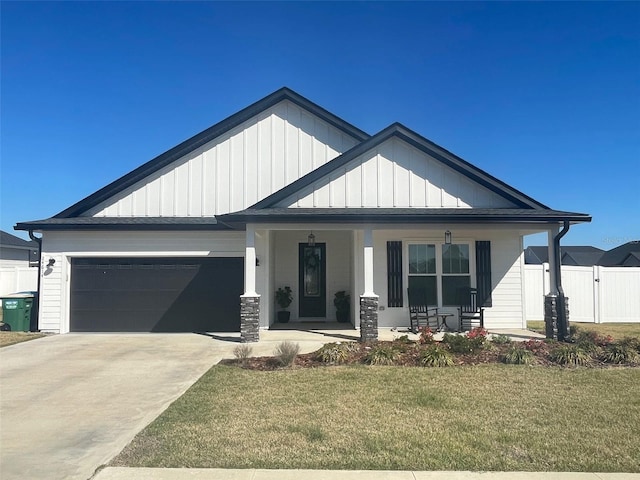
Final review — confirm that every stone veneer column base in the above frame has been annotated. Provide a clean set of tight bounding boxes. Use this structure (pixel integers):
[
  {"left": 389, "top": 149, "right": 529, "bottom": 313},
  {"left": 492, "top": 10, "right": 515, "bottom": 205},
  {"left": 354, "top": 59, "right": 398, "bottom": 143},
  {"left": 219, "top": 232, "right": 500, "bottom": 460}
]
[
  {"left": 359, "top": 296, "right": 379, "bottom": 343},
  {"left": 544, "top": 294, "right": 570, "bottom": 340},
  {"left": 240, "top": 296, "right": 260, "bottom": 343}
]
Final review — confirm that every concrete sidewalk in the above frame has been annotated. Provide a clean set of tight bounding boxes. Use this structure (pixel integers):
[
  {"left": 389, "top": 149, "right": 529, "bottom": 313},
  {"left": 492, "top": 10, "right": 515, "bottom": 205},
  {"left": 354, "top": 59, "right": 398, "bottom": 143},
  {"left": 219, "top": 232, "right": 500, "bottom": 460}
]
[{"left": 93, "top": 467, "right": 640, "bottom": 480}]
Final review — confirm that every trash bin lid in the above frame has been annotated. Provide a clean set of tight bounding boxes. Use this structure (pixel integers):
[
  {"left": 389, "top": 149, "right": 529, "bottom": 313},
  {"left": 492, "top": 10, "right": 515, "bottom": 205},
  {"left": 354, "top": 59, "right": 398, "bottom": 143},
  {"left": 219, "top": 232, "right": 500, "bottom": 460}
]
[{"left": 1, "top": 293, "right": 35, "bottom": 299}]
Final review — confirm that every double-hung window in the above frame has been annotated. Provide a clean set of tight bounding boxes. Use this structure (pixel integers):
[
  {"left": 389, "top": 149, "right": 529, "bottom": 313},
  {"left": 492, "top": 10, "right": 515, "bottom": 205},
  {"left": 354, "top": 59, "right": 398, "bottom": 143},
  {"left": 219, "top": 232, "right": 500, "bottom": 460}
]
[{"left": 407, "top": 242, "right": 471, "bottom": 307}]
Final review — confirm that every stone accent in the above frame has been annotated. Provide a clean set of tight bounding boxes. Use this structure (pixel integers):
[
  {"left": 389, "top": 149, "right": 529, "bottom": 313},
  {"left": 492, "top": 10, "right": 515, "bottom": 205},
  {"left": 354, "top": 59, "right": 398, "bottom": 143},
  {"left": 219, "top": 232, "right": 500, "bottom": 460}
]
[
  {"left": 240, "top": 296, "right": 260, "bottom": 343},
  {"left": 359, "top": 296, "right": 379, "bottom": 343},
  {"left": 544, "top": 294, "right": 570, "bottom": 341}
]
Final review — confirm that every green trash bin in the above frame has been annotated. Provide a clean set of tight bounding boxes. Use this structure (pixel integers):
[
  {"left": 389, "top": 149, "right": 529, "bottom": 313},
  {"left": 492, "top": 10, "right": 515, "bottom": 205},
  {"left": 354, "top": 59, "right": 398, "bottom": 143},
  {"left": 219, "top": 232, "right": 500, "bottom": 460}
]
[{"left": 1, "top": 293, "right": 34, "bottom": 332}]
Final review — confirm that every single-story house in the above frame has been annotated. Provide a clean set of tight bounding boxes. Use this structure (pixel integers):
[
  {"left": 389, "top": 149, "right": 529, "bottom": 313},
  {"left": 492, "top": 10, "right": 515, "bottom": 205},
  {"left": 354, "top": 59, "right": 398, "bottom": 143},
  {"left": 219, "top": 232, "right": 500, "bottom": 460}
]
[
  {"left": 524, "top": 246, "right": 604, "bottom": 266},
  {"left": 0, "top": 230, "right": 39, "bottom": 295},
  {"left": 16, "top": 88, "right": 591, "bottom": 340},
  {"left": 597, "top": 241, "right": 640, "bottom": 267}
]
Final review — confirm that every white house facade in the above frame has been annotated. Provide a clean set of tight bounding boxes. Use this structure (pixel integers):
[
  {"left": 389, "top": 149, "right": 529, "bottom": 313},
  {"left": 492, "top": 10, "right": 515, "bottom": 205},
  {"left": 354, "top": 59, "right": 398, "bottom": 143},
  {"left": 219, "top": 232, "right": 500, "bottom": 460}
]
[{"left": 16, "top": 88, "right": 590, "bottom": 341}]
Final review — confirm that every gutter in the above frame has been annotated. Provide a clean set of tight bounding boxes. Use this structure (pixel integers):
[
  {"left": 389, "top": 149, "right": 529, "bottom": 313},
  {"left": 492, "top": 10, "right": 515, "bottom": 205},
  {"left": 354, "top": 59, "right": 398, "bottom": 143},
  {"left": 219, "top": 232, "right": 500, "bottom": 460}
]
[
  {"left": 28, "top": 230, "right": 42, "bottom": 332},
  {"left": 553, "top": 220, "right": 571, "bottom": 341}
]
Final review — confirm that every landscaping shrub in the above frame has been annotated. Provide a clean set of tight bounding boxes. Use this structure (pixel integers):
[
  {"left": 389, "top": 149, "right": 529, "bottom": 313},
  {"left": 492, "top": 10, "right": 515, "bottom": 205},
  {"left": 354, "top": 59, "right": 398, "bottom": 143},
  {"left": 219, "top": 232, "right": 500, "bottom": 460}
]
[
  {"left": 490, "top": 334, "right": 512, "bottom": 345},
  {"left": 467, "top": 327, "right": 489, "bottom": 350},
  {"left": 420, "top": 344, "right": 454, "bottom": 367},
  {"left": 316, "top": 342, "right": 357, "bottom": 364},
  {"left": 365, "top": 344, "right": 400, "bottom": 365},
  {"left": 442, "top": 333, "right": 473, "bottom": 353},
  {"left": 573, "top": 329, "right": 613, "bottom": 353},
  {"left": 501, "top": 344, "right": 535, "bottom": 365},
  {"left": 233, "top": 344, "right": 253, "bottom": 366},
  {"left": 274, "top": 341, "right": 300, "bottom": 367},
  {"left": 619, "top": 336, "right": 640, "bottom": 354},
  {"left": 551, "top": 345, "right": 592, "bottom": 367},
  {"left": 523, "top": 339, "right": 548, "bottom": 355},
  {"left": 419, "top": 327, "right": 435, "bottom": 344},
  {"left": 600, "top": 344, "right": 639, "bottom": 365}
]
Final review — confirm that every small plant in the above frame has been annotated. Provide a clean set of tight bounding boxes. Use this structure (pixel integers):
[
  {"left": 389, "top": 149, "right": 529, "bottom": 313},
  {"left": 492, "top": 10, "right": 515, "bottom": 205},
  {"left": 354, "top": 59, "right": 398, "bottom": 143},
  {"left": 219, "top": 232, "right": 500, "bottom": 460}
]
[
  {"left": 275, "top": 286, "right": 293, "bottom": 323},
  {"left": 467, "top": 327, "right": 489, "bottom": 350},
  {"left": 233, "top": 344, "right": 253, "bottom": 366},
  {"left": 317, "top": 342, "right": 357, "bottom": 364},
  {"left": 420, "top": 344, "right": 454, "bottom": 367},
  {"left": 274, "top": 341, "right": 300, "bottom": 367},
  {"left": 600, "top": 344, "right": 639, "bottom": 365},
  {"left": 523, "top": 339, "right": 547, "bottom": 355},
  {"left": 394, "top": 334, "right": 413, "bottom": 344},
  {"left": 551, "top": 345, "right": 592, "bottom": 367},
  {"left": 365, "top": 344, "right": 400, "bottom": 366},
  {"left": 501, "top": 344, "right": 535, "bottom": 365},
  {"left": 491, "top": 334, "right": 512, "bottom": 345},
  {"left": 442, "top": 333, "right": 473, "bottom": 353},
  {"left": 419, "top": 327, "right": 435, "bottom": 345}
]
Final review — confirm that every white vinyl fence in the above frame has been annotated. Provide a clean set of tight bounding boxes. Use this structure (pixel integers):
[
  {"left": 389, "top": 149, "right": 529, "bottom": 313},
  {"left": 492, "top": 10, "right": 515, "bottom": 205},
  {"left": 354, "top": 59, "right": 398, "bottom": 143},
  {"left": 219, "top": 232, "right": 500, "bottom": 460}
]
[
  {"left": 0, "top": 266, "right": 38, "bottom": 296},
  {"left": 525, "top": 264, "right": 640, "bottom": 323}
]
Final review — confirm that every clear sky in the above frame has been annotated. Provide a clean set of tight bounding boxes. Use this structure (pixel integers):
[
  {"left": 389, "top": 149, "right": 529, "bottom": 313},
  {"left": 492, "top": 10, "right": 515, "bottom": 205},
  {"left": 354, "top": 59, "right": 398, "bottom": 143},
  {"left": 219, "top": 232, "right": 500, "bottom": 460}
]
[{"left": 2, "top": 1, "right": 638, "bottom": 249}]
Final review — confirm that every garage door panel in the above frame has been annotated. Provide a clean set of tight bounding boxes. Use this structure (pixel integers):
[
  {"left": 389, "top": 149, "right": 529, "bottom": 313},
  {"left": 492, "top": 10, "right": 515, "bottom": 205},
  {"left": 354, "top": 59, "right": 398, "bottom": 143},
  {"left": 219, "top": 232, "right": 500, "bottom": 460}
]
[{"left": 70, "top": 258, "right": 243, "bottom": 332}]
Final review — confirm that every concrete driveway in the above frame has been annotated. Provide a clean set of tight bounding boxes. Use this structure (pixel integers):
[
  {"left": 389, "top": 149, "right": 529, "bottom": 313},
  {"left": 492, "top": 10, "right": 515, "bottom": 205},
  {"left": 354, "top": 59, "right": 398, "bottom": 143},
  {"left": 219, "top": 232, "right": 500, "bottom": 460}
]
[{"left": 0, "top": 331, "right": 341, "bottom": 480}]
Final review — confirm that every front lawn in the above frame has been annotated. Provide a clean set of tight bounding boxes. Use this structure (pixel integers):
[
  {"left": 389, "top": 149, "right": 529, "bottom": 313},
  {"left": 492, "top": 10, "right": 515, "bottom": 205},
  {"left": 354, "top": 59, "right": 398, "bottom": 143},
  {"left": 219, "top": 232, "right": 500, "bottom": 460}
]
[
  {"left": 0, "top": 331, "right": 47, "bottom": 348},
  {"left": 112, "top": 364, "right": 640, "bottom": 472},
  {"left": 528, "top": 321, "right": 640, "bottom": 339}
]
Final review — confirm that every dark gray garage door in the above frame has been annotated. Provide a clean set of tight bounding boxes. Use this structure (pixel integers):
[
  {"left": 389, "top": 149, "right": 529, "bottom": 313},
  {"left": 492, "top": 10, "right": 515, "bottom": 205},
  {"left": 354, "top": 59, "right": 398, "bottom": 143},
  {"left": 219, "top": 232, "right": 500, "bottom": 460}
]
[{"left": 70, "top": 257, "right": 243, "bottom": 332}]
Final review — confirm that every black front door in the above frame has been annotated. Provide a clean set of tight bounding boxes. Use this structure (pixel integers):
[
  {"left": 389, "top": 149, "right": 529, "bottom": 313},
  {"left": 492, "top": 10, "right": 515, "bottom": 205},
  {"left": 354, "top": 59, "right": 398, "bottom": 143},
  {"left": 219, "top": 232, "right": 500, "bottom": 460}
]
[{"left": 299, "top": 243, "right": 326, "bottom": 317}]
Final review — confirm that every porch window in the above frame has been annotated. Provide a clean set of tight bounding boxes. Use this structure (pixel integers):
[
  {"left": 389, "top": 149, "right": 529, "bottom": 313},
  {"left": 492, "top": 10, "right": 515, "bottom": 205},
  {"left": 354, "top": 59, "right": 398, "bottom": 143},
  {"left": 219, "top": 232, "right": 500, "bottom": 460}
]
[
  {"left": 407, "top": 242, "right": 471, "bottom": 307},
  {"left": 408, "top": 244, "right": 437, "bottom": 305},
  {"left": 441, "top": 244, "right": 470, "bottom": 306}
]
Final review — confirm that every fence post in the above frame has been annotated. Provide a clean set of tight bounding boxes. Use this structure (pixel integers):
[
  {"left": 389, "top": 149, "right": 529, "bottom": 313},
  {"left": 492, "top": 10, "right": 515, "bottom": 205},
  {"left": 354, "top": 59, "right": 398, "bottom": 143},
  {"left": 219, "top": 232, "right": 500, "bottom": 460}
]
[{"left": 594, "top": 265, "right": 601, "bottom": 324}]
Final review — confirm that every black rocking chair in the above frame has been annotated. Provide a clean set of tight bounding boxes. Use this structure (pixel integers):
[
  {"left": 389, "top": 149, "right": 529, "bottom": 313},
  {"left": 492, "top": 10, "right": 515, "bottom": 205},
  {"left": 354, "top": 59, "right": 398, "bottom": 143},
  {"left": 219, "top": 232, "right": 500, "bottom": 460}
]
[
  {"left": 408, "top": 287, "right": 439, "bottom": 333},
  {"left": 457, "top": 287, "right": 484, "bottom": 331}
]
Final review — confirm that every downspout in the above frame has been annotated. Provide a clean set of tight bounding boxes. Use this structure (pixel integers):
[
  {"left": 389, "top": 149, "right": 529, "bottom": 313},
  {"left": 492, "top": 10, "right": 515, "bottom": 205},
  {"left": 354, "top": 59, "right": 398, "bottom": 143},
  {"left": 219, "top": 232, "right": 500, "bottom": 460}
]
[
  {"left": 553, "top": 220, "right": 571, "bottom": 341},
  {"left": 28, "top": 230, "right": 42, "bottom": 332}
]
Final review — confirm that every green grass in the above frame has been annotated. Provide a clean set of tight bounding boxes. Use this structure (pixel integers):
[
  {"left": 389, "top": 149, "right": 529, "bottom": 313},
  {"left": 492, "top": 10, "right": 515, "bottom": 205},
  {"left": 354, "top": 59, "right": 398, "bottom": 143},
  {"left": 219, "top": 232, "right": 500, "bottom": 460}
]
[
  {"left": 0, "top": 331, "right": 47, "bottom": 348},
  {"left": 112, "top": 365, "right": 640, "bottom": 472},
  {"left": 528, "top": 321, "right": 640, "bottom": 340}
]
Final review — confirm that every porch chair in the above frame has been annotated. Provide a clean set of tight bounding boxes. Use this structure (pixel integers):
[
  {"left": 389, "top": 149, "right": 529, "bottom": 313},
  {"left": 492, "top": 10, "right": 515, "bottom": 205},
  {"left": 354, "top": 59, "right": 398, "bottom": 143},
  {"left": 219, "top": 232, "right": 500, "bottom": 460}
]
[
  {"left": 407, "top": 287, "right": 439, "bottom": 333},
  {"left": 457, "top": 287, "right": 484, "bottom": 332}
]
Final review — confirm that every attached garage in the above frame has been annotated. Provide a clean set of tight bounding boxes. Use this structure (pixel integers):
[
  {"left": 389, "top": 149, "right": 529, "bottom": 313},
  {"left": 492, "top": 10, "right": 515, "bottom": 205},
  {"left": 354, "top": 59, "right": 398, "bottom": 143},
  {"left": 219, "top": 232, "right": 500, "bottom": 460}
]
[{"left": 70, "top": 257, "right": 243, "bottom": 332}]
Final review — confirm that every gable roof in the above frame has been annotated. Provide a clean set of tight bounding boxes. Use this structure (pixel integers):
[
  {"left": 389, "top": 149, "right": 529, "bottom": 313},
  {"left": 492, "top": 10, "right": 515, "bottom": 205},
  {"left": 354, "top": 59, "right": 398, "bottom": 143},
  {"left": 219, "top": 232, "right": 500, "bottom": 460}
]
[
  {"left": 53, "top": 87, "right": 370, "bottom": 219},
  {"left": 597, "top": 241, "right": 640, "bottom": 267},
  {"left": 251, "top": 123, "right": 551, "bottom": 211},
  {"left": 1, "top": 230, "right": 37, "bottom": 250},
  {"left": 524, "top": 246, "right": 605, "bottom": 266}
]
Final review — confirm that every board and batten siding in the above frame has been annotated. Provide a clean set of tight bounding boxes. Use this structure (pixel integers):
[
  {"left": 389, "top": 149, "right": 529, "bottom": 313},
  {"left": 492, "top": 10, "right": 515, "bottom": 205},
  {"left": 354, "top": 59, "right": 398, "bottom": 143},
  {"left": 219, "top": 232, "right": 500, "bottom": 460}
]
[
  {"left": 38, "top": 231, "right": 245, "bottom": 333},
  {"left": 371, "top": 228, "right": 525, "bottom": 329},
  {"left": 85, "top": 100, "right": 359, "bottom": 218},
  {"left": 278, "top": 138, "right": 516, "bottom": 209}
]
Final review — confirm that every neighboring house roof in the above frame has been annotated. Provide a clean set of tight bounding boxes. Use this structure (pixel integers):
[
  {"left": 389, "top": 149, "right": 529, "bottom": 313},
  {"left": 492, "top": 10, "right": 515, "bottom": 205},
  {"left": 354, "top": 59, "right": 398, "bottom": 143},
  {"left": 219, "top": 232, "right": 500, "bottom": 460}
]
[
  {"left": 1, "top": 230, "right": 37, "bottom": 250},
  {"left": 52, "top": 87, "right": 370, "bottom": 219},
  {"left": 597, "top": 241, "right": 640, "bottom": 267},
  {"left": 524, "top": 246, "right": 605, "bottom": 266}
]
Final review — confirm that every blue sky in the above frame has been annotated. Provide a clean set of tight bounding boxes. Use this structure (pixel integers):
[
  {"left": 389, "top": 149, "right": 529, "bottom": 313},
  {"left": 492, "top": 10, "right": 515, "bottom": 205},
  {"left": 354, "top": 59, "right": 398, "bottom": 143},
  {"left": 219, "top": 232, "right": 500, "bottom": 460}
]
[{"left": 2, "top": 1, "right": 638, "bottom": 249}]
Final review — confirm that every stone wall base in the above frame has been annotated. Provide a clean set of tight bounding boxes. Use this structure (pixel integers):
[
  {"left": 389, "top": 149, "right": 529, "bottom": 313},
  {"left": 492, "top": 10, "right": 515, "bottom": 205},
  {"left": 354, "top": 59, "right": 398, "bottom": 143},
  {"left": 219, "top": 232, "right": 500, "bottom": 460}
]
[
  {"left": 240, "top": 296, "right": 260, "bottom": 343},
  {"left": 544, "top": 294, "right": 570, "bottom": 341},
  {"left": 360, "top": 296, "right": 379, "bottom": 343}
]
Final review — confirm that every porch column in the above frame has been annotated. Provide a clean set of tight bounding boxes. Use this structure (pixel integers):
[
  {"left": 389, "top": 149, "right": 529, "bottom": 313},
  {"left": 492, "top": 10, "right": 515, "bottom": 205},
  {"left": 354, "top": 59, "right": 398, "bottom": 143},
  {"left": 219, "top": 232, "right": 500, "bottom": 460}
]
[
  {"left": 241, "top": 224, "right": 260, "bottom": 343},
  {"left": 360, "top": 228, "right": 378, "bottom": 343}
]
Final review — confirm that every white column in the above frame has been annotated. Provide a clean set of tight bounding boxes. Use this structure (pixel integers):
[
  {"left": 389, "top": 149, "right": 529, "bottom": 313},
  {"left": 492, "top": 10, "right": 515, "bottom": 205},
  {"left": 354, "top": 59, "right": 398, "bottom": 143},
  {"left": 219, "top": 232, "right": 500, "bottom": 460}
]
[
  {"left": 547, "top": 227, "right": 559, "bottom": 295},
  {"left": 363, "top": 228, "right": 376, "bottom": 297},
  {"left": 243, "top": 224, "right": 258, "bottom": 297}
]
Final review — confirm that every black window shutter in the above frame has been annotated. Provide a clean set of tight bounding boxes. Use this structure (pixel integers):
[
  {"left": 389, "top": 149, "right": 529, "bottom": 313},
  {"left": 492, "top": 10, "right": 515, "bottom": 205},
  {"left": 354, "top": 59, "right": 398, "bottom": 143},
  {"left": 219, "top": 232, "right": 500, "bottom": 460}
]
[
  {"left": 387, "top": 241, "right": 403, "bottom": 307},
  {"left": 475, "top": 240, "right": 492, "bottom": 307}
]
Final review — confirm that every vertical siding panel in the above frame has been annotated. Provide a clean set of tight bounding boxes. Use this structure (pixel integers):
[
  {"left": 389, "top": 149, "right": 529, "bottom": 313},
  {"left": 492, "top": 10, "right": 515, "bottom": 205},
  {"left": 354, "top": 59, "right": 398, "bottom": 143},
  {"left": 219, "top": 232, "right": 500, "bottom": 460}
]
[
  {"left": 299, "top": 112, "right": 314, "bottom": 176},
  {"left": 202, "top": 149, "right": 216, "bottom": 216},
  {"left": 229, "top": 130, "right": 244, "bottom": 212},
  {"left": 189, "top": 153, "right": 203, "bottom": 216},
  {"left": 146, "top": 177, "right": 161, "bottom": 216},
  {"left": 362, "top": 151, "right": 378, "bottom": 207},
  {"left": 394, "top": 141, "right": 410, "bottom": 207},
  {"left": 245, "top": 122, "right": 259, "bottom": 207},
  {"left": 377, "top": 143, "right": 394, "bottom": 207},
  {"left": 314, "top": 179, "right": 330, "bottom": 207},
  {"left": 346, "top": 162, "right": 362, "bottom": 207},
  {"left": 330, "top": 170, "right": 346, "bottom": 207},
  {"left": 327, "top": 128, "right": 341, "bottom": 162},
  {"left": 285, "top": 103, "right": 300, "bottom": 184},
  {"left": 216, "top": 138, "right": 230, "bottom": 215},
  {"left": 258, "top": 115, "right": 272, "bottom": 201},
  {"left": 161, "top": 170, "right": 174, "bottom": 216},
  {"left": 174, "top": 160, "right": 189, "bottom": 216},
  {"left": 118, "top": 193, "right": 132, "bottom": 216},
  {"left": 409, "top": 147, "right": 426, "bottom": 207},
  {"left": 442, "top": 168, "right": 458, "bottom": 207},
  {"left": 314, "top": 121, "right": 329, "bottom": 168},
  {"left": 271, "top": 108, "right": 286, "bottom": 192},
  {"left": 427, "top": 160, "right": 442, "bottom": 207}
]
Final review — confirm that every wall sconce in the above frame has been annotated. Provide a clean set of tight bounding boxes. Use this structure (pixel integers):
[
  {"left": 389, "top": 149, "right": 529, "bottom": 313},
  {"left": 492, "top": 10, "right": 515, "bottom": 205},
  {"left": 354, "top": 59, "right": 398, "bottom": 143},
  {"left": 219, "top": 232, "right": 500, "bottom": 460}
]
[
  {"left": 255, "top": 258, "right": 260, "bottom": 267},
  {"left": 444, "top": 231, "right": 452, "bottom": 245},
  {"left": 308, "top": 231, "right": 316, "bottom": 247},
  {"left": 47, "top": 258, "right": 56, "bottom": 267}
]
